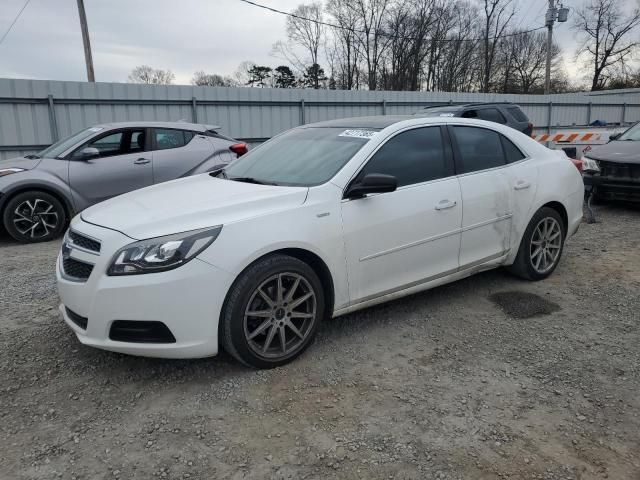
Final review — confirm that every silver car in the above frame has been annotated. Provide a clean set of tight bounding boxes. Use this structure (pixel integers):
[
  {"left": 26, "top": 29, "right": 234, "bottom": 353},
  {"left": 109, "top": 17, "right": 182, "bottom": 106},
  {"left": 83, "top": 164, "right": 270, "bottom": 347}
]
[{"left": 0, "top": 121, "right": 246, "bottom": 243}]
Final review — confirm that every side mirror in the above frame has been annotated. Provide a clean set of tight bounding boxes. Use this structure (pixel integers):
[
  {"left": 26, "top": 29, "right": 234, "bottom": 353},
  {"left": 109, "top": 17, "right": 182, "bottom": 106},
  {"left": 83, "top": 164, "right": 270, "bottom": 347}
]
[
  {"left": 345, "top": 173, "right": 397, "bottom": 199},
  {"left": 78, "top": 147, "right": 100, "bottom": 160},
  {"left": 609, "top": 133, "right": 621, "bottom": 141}
]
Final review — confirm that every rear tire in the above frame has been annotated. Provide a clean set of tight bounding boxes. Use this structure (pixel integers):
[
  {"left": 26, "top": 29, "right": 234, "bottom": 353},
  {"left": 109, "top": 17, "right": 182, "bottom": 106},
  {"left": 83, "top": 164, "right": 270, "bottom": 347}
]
[
  {"left": 220, "top": 254, "right": 325, "bottom": 369},
  {"left": 507, "top": 207, "right": 566, "bottom": 281},
  {"left": 3, "top": 191, "right": 67, "bottom": 243}
]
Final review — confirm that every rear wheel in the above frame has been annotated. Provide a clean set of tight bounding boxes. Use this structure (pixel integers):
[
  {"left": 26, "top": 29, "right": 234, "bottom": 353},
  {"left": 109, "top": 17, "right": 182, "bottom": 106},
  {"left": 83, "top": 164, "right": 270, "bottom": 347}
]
[
  {"left": 508, "top": 207, "right": 565, "bottom": 281},
  {"left": 220, "top": 254, "right": 324, "bottom": 368},
  {"left": 3, "top": 191, "right": 67, "bottom": 243}
]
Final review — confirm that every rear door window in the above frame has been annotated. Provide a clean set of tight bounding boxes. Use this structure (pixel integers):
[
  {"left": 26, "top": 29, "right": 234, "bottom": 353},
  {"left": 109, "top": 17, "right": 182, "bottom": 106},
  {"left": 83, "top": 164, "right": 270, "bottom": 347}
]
[
  {"left": 153, "top": 129, "right": 194, "bottom": 150},
  {"left": 451, "top": 126, "right": 506, "bottom": 174},
  {"left": 477, "top": 108, "right": 507, "bottom": 124}
]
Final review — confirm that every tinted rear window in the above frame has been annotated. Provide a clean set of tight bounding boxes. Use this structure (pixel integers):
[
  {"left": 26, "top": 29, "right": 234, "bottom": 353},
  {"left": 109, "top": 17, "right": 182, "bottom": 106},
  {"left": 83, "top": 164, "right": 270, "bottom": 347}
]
[
  {"left": 452, "top": 126, "right": 506, "bottom": 173},
  {"left": 478, "top": 108, "right": 507, "bottom": 124}
]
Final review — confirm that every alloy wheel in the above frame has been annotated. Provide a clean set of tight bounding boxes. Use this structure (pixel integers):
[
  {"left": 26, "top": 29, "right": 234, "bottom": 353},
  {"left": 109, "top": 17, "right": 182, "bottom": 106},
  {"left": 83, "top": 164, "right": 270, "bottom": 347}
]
[
  {"left": 530, "top": 217, "right": 562, "bottom": 274},
  {"left": 243, "top": 272, "right": 317, "bottom": 359},
  {"left": 12, "top": 198, "right": 60, "bottom": 240}
]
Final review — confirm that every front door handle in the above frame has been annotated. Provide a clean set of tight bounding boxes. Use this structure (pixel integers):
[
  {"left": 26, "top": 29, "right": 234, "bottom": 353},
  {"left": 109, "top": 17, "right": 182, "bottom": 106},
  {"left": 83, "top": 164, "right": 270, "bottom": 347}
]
[
  {"left": 435, "top": 199, "right": 457, "bottom": 210},
  {"left": 514, "top": 180, "right": 531, "bottom": 190},
  {"left": 134, "top": 158, "right": 151, "bottom": 165}
]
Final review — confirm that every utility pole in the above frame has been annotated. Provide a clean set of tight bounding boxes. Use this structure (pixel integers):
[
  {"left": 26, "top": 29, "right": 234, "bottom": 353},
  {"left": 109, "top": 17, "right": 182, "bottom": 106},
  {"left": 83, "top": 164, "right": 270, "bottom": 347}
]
[
  {"left": 76, "top": 0, "right": 95, "bottom": 82},
  {"left": 544, "top": 1, "right": 568, "bottom": 94}
]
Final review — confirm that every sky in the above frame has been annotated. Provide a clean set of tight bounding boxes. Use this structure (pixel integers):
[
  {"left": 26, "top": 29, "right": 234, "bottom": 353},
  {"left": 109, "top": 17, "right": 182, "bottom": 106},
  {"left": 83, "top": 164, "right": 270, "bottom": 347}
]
[{"left": 0, "top": 0, "right": 615, "bottom": 87}]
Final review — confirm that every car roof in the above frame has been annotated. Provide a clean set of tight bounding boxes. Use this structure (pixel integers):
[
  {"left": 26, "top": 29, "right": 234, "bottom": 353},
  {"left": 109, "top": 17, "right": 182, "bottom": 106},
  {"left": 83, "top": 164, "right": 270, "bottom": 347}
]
[
  {"left": 90, "top": 121, "right": 221, "bottom": 132},
  {"left": 420, "top": 102, "right": 518, "bottom": 111},
  {"left": 302, "top": 115, "right": 415, "bottom": 129}
]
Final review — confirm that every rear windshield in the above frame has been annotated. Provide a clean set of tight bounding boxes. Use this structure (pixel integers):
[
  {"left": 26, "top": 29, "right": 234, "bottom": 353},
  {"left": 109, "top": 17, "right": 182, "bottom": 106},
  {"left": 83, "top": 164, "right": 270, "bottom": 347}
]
[{"left": 224, "top": 127, "right": 375, "bottom": 186}]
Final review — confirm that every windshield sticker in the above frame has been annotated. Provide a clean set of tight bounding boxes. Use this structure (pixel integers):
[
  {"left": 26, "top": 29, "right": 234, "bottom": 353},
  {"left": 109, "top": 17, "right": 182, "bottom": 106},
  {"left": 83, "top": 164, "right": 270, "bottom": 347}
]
[
  {"left": 339, "top": 129, "right": 378, "bottom": 140},
  {"left": 88, "top": 127, "right": 104, "bottom": 132}
]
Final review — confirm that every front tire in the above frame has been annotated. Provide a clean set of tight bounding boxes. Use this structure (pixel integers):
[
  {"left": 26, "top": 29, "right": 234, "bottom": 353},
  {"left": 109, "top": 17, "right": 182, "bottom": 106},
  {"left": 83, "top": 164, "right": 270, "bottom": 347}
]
[
  {"left": 220, "top": 254, "right": 325, "bottom": 368},
  {"left": 2, "top": 191, "right": 67, "bottom": 243},
  {"left": 508, "top": 207, "right": 566, "bottom": 281}
]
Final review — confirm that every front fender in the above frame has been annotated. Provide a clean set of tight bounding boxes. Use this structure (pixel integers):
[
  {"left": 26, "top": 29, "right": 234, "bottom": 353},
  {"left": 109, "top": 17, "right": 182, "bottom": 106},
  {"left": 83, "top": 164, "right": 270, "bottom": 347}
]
[{"left": 0, "top": 171, "right": 75, "bottom": 216}]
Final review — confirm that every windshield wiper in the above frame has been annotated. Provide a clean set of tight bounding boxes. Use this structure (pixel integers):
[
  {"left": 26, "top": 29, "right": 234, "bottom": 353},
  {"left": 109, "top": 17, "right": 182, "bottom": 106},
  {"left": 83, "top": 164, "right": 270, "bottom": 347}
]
[
  {"left": 24, "top": 154, "right": 40, "bottom": 159},
  {"left": 228, "top": 176, "right": 278, "bottom": 186}
]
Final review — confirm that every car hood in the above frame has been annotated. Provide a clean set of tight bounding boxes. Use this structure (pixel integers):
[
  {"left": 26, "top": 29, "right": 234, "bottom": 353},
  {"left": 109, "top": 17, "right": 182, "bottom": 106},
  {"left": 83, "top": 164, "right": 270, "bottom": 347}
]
[
  {"left": 587, "top": 141, "right": 640, "bottom": 164},
  {"left": 0, "top": 156, "right": 43, "bottom": 171},
  {"left": 81, "top": 174, "right": 309, "bottom": 239}
]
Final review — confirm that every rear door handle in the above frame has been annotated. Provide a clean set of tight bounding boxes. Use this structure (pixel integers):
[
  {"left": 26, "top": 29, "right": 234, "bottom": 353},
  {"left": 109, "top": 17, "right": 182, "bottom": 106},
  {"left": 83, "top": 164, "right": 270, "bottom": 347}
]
[
  {"left": 134, "top": 158, "right": 151, "bottom": 165},
  {"left": 435, "top": 199, "right": 457, "bottom": 210},
  {"left": 514, "top": 180, "right": 531, "bottom": 190}
]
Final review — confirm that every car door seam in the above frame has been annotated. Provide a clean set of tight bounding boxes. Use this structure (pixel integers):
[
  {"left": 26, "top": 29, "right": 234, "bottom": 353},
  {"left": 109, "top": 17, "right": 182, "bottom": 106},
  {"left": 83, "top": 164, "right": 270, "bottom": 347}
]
[{"left": 359, "top": 227, "right": 462, "bottom": 262}]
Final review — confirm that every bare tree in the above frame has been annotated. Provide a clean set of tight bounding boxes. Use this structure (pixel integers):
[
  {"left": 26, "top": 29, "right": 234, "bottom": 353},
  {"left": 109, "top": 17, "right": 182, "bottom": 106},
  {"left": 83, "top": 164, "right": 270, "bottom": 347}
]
[
  {"left": 509, "top": 31, "right": 561, "bottom": 93},
  {"left": 233, "top": 61, "right": 256, "bottom": 86},
  {"left": 272, "top": 2, "right": 325, "bottom": 84},
  {"left": 383, "top": 0, "right": 437, "bottom": 91},
  {"left": 191, "top": 71, "right": 236, "bottom": 87},
  {"left": 479, "top": 0, "right": 514, "bottom": 93},
  {"left": 573, "top": 0, "right": 640, "bottom": 91},
  {"left": 326, "top": 0, "right": 362, "bottom": 89},
  {"left": 349, "top": 0, "right": 394, "bottom": 90},
  {"left": 128, "top": 65, "right": 175, "bottom": 85},
  {"left": 430, "top": 1, "right": 479, "bottom": 92}
]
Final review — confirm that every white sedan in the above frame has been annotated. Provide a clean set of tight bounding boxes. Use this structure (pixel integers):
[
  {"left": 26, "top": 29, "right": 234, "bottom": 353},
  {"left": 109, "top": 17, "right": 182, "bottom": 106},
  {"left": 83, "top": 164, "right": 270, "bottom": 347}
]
[{"left": 56, "top": 116, "right": 584, "bottom": 368}]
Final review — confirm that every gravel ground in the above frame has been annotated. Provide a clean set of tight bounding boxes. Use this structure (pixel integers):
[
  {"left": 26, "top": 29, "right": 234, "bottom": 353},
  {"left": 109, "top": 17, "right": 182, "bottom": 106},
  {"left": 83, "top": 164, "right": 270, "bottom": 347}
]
[{"left": 1, "top": 204, "right": 639, "bottom": 480}]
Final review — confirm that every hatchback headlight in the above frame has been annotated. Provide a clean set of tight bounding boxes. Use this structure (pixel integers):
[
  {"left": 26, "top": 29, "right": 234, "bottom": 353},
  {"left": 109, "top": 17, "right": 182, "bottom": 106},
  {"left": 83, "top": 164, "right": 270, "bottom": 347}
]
[
  {"left": 107, "top": 226, "right": 222, "bottom": 276},
  {"left": 582, "top": 156, "right": 600, "bottom": 172},
  {"left": 0, "top": 167, "right": 26, "bottom": 177}
]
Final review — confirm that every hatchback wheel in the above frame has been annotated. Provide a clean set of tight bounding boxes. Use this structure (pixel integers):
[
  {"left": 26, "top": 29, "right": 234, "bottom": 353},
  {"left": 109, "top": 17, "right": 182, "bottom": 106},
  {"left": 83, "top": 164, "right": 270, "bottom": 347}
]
[
  {"left": 220, "top": 254, "right": 325, "bottom": 368},
  {"left": 2, "top": 191, "right": 67, "bottom": 243},
  {"left": 508, "top": 207, "right": 566, "bottom": 281}
]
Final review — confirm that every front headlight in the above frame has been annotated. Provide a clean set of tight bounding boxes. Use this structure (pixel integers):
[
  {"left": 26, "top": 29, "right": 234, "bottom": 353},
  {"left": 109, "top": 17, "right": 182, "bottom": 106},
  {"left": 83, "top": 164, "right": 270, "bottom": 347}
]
[
  {"left": 582, "top": 156, "right": 600, "bottom": 172},
  {"left": 107, "top": 226, "right": 222, "bottom": 276},
  {"left": 0, "top": 167, "right": 26, "bottom": 177}
]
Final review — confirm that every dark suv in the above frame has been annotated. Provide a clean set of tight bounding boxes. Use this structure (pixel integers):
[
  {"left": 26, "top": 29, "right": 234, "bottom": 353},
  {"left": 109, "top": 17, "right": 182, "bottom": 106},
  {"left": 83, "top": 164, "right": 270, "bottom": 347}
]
[{"left": 415, "top": 102, "right": 533, "bottom": 136}]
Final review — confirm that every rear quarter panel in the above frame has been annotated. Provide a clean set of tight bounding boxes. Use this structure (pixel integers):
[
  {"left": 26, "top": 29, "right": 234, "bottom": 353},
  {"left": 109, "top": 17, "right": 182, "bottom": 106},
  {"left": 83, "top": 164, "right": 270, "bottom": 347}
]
[
  {"left": 194, "top": 137, "right": 236, "bottom": 173},
  {"left": 506, "top": 149, "right": 583, "bottom": 263}
]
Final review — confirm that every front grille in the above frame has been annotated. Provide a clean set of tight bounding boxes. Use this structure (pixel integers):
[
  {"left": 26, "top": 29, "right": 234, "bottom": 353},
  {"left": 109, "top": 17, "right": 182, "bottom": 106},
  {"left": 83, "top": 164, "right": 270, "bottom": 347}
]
[
  {"left": 109, "top": 321, "right": 177, "bottom": 343},
  {"left": 69, "top": 230, "right": 101, "bottom": 253},
  {"left": 65, "top": 307, "right": 88, "bottom": 329},
  {"left": 63, "top": 257, "right": 94, "bottom": 281},
  {"left": 599, "top": 161, "right": 640, "bottom": 180}
]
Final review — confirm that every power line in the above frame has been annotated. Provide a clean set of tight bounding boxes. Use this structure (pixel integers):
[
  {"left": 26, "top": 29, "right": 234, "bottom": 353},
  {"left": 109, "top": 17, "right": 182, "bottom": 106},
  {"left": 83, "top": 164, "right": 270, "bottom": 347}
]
[
  {"left": 236, "top": 0, "right": 546, "bottom": 43},
  {"left": 0, "top": 0, "right": 31, "bottom": 46}
]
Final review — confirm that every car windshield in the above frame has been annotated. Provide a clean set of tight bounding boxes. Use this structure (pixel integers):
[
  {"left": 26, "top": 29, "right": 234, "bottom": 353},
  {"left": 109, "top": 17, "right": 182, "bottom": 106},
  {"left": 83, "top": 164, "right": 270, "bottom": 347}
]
[
  {"left": 223, "top": 127, "right": 376, "bottom": 187},
  {"left": 37, "top": 127, "right": 104, "bottom": 158},
  {"left": 618, "top": 123, "right": 640, "bottom": 141}
]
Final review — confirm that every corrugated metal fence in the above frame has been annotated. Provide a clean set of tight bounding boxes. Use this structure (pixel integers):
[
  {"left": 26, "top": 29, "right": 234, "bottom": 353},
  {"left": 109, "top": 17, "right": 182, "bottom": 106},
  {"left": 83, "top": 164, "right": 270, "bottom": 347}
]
[{"left": 2, "top": 78, "right": 640, "bottom": 160}]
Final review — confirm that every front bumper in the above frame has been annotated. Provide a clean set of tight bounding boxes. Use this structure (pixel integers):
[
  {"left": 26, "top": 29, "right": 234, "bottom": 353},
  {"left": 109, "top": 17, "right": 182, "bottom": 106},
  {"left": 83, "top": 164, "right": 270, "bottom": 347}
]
[
  {"left": 583, "top": 172, "right": 640, "bottom": 202},
  {"left": 56, "top": 218, "right": 234, "bottom": 359}
]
